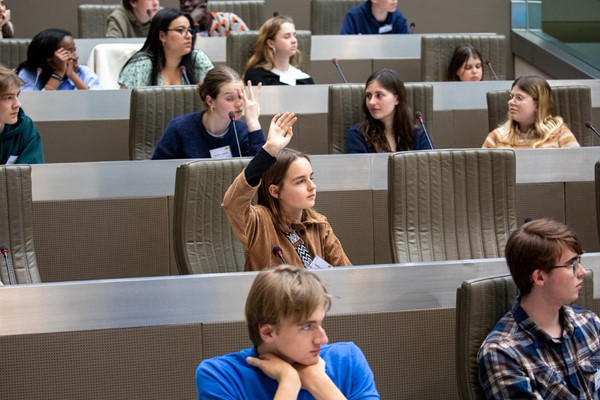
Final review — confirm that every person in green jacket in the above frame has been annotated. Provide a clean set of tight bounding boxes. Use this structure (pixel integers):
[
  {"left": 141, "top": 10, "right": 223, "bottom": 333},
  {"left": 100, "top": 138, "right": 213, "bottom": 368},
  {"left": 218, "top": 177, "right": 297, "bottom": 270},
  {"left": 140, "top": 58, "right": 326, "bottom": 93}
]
[{"left": 0, "top": 64, "right": 44, "bottom": 164}]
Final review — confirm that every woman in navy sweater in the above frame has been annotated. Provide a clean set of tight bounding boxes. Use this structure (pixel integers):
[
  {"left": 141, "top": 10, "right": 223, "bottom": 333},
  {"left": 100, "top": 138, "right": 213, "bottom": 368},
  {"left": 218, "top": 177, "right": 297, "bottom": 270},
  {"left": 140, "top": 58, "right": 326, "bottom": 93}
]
[
  {"left": 346, "top": 69, "right": 433, "bottom": 153},
  {"left": 152, "top": 65, "right": 265, "bottom": 159}
]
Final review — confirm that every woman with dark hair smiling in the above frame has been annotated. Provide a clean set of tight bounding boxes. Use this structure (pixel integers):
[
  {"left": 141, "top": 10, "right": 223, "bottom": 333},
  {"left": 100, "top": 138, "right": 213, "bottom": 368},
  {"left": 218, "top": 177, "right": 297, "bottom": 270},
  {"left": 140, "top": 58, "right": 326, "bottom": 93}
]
[
  {"left": 17, "top": 28, "right": 101, "bottom": 91},
  {"left": 346, "top": 69, "right": 433, "bottom": 153},
  {"left": 118, "top": 8, "right": 213, "bottom": 88}
]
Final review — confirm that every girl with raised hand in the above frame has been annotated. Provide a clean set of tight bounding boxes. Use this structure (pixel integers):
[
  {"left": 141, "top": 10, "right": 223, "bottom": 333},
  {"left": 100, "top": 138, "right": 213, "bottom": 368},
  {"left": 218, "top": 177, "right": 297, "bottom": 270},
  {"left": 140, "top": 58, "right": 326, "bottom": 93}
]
[
  {"left": 152, "top": 65, "right": 264, "bottom": 159},
  {"left": 223, "top": 112, "right": 351, "bottom": 271}
]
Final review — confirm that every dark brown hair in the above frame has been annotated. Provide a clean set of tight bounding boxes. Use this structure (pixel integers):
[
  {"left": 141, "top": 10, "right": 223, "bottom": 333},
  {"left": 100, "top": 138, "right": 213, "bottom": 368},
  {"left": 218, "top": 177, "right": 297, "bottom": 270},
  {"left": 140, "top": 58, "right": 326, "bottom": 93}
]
[
  {"left": 505, "top": 218, "right": 583, "bottom": 296},
  {"left": 360, "top": 69, "right": 415, "bottom": 152},
  {"left": 446, "top": 44, "right": 483, "bottom": 81},
  {"left": 257, "top": 148, "right": 311, "bottom": 232}
]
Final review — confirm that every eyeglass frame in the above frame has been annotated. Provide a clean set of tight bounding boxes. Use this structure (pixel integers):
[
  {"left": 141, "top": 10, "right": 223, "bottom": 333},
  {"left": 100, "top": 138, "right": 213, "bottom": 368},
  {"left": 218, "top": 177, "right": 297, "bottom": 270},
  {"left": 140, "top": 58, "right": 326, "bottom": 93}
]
[
  {"left": 549, "top": 254, "right": 582, "bottom": 276},
  {"left": 167, "top": 27, "right": 193, "bottom": 37},
  {"left": 507, "top": 93, "right": 535, "bottom": 104}
]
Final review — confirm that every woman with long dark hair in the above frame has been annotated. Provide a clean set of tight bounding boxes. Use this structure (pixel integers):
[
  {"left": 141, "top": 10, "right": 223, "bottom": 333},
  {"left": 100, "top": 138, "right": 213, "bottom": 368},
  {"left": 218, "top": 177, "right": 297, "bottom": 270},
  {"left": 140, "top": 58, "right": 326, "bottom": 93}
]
[
  {"left": 118, "top": 8, "right": 213, "bottom": 88},
  {"left": 446, "top": 44, "right": 483, "bottom": 82},
  {"left": 346, "top": 68, "right": 433, "bottom": 153},
  {"left": 17, "top": 28, "right": 101, "bottom": 91}
]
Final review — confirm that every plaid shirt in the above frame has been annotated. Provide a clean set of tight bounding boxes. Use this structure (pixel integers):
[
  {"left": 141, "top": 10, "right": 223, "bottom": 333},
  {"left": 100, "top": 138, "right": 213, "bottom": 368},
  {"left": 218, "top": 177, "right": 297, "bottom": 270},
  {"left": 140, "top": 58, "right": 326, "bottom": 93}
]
[{"left": 478, "top": 302, "right": 600, "bottom": 399}]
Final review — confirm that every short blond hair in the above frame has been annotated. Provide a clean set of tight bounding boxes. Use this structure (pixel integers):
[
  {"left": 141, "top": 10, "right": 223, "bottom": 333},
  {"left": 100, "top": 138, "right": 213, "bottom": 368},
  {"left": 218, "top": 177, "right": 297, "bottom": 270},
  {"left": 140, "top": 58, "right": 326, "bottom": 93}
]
[
  {"left": 245, "top": 265, "right": 332, "bottom": 346},
  {"left": 0, "top": 64, "right": 23, "bottom": 97}
]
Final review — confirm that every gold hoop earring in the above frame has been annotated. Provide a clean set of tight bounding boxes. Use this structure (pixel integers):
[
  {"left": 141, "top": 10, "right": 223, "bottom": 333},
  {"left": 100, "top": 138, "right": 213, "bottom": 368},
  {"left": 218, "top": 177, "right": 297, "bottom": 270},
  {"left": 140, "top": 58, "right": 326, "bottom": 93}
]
[{"left": 210, "top": 105, "right": 215, "bottom": 112}]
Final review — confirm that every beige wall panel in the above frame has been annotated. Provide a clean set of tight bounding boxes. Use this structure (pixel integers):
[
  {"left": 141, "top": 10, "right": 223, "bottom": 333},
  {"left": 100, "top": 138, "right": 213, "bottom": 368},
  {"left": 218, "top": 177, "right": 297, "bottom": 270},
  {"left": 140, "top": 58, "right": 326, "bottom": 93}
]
[
  {"left": 451, "top": 109, "right": 490, "bottom": 148},
  {"left": 516, "top": 183, "right": 565, "bottom": 225},
  {"left": 311, "top": 60, "right": 373, "bottom": 85},
  {"left": 33, "top": 197, "right": 172, "bottom": 281},
  {"left": 566, "top": 182, "right": 599, "bottom": 252},
  {"left": 2, "top": 323, "right": 201, "bottom": 400},
  {"left": 372, "top": 190, "right": 394, "bottom": 265},
  {"left": 37, "top": 120, "right": 129, "bottom": 163},
  {"left": 372, "top": 59, "right": 421, "bottom": 83},
  {"left": 432, "top": 110, "right": 453, "bottom": 148},
  {"left": 297, "top": 113, "right": 328, "bottom": 154},
  {"left": 316, "top": 190, "right": 374, "bottom": 266}
]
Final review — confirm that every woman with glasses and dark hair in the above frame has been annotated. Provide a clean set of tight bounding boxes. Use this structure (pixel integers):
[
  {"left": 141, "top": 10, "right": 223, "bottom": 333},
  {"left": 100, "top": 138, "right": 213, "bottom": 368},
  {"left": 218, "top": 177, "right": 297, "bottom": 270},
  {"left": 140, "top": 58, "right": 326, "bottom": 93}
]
[
  {"left": 483, "top": 75, "right": 579, "bottom": 148},
  {"left": 17, "top": 28, "right": 101, "bottom": 91},
  {"left": 118, "top": 8, "right": 213, "bottom": 89}
]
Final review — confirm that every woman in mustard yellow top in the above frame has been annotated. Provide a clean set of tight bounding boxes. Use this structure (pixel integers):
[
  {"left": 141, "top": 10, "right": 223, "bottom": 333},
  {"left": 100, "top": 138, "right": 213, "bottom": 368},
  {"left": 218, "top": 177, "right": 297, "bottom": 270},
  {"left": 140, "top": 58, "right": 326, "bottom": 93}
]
[{"left": 483, "top": 76, "right": 580, "bottom": 148}]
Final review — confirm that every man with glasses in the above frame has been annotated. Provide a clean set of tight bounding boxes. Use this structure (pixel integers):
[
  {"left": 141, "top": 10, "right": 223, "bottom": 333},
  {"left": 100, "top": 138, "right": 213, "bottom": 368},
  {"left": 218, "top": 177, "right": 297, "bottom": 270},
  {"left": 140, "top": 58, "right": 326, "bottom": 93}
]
[{"left": 478, "top": 218, "right": 600, "bottom": 399}]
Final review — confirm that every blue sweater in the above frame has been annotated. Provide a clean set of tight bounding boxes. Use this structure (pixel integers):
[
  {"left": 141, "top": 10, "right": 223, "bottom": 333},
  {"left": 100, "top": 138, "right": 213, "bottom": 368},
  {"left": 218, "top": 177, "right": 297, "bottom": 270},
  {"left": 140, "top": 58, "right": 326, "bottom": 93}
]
[
  {"left": 340, "top": 0, "right": 410, "bottom": 35},
  {"left": 196, "top": 342, "right": 380, "bottom": 399},
  {"left": 345, "top": 123, "right": 433, "bottom": 153},
  {"left": 152, "top": 111, "right": 266, "bottom": 159}
]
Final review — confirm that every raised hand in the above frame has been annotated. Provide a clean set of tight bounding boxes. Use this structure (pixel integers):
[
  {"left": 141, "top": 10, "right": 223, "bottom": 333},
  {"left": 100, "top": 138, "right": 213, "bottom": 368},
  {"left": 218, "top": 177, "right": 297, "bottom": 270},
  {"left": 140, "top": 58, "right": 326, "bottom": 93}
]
[
  {"left": 240, "top": 80, "right": 262, "bottom": 131},
  {"left": 263, "top": 112, "right": 297, "bottom": 157}
]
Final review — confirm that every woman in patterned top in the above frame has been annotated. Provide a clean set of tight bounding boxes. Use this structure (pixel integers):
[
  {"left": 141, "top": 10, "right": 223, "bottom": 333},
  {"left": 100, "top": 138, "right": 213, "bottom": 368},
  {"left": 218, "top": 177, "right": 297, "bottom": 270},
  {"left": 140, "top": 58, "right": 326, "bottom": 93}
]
[
  {"left": 180, "top": 0, "right": 249, "bottom": 37},
  {"left": 483, "top": 76, "right": 580, "bottom": 148},
  {"left": 119, "top": 8, "right": 213, "bottom": 88}
]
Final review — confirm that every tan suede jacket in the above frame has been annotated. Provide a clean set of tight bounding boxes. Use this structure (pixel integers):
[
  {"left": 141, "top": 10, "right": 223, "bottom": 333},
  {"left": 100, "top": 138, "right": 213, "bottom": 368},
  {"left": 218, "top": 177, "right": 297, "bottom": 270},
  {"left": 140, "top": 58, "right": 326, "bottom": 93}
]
[{"left": 222, "top": 170, "right": 352, "bottom": 271}]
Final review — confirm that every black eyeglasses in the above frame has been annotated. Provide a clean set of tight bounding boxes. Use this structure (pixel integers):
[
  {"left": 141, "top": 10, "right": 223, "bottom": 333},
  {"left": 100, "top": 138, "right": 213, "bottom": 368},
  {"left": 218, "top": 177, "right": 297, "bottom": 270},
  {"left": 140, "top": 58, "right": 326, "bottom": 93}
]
[
  {"left": 167, "top": 27, "right": 193, "bottom": 37},
  {"left": 550, "top": 254, "right": 582, "bottom": 276}
]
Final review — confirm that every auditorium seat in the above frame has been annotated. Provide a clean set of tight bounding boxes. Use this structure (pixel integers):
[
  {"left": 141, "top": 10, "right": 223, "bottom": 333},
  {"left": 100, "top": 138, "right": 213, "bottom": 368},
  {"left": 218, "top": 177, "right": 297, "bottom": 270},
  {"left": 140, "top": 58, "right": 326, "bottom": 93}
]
[
  {"left": 310, "top": 0, "right": 363, "bottom": 35},
  {"left": 78, "top": 4, "right": 119, "bottom": 38},
  {"left": 388, "top": 149, "right": 517, "bottom": 263},
  {"left": 0, "top": 39, "right": 30, "bottom": 69},
  {"left": 87, "top": 43, "right": 142, "bottom": 89},
  {"left": 208, "top": 0, "right": 266, "bottom": 30},
  {"left": 226, "top": 30, "right": 312, "bottom": 77},
  {"left": 0, "top": 165, "right": 41, "bottom": 284},
  {"left": 420, "top": 34, "right": 506, "bottom": 82},
  {"left": 487, "top": 85, "right": 593, "bottom": 146},
  {"left": 455, "top": 271, "right": 593, "bottom": 400},
  {"left": 173, "top": 159, "right": 248, "bottom": 274},
  {"left": 129, "top": 85, "right": 202, "bottom": 160},
  {"left": 328, "top": 83, "right": 433, "bottom": 154}
]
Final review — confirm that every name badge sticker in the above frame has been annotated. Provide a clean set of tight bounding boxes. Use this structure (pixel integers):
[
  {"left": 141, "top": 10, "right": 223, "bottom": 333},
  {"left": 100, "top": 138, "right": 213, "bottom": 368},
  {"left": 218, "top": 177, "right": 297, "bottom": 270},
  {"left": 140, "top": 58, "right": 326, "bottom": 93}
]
[
  {"left": 209, "top": 146, "right": 233, "bottom": 159},
  {"left": 6, "top": 155, "right": 18, "bottom": 165},
  {"left": 378, "top": 24, "right": 393, "bottom": 34},
  {"left": 309, "top": 256, "right": 331, "bottom": 270}
]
